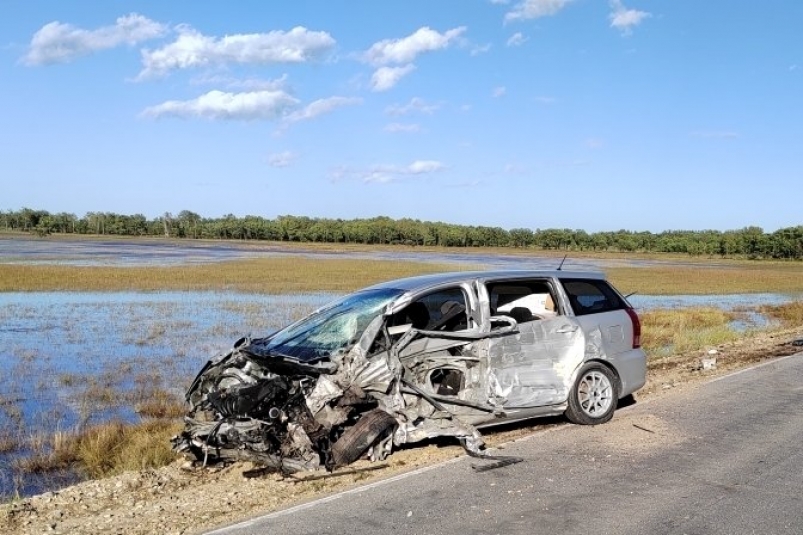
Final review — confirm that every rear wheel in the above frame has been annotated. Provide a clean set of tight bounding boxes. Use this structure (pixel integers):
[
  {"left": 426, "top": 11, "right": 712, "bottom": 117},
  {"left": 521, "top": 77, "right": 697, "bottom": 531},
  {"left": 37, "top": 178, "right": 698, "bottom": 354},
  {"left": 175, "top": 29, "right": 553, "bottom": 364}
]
[{"left": 565, "top": 363, "right": 618, "bottom": 425}]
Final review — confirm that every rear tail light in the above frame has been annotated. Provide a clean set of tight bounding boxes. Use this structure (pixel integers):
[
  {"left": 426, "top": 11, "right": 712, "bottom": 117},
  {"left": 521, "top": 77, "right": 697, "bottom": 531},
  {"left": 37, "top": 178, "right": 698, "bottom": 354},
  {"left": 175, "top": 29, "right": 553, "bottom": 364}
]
[{"left": 624, "top": 307, "right": 642, "bottom": 348}]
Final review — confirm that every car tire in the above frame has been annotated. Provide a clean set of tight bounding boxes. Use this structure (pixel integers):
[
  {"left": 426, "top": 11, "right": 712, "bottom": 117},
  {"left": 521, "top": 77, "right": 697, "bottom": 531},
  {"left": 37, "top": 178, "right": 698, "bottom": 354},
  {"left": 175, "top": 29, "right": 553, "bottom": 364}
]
[
  {"left": 565, "top": 363, "right": 618, "bottom": 425},
  {"left": 331, "top": 409, "right": 397, "bottom": 468}
]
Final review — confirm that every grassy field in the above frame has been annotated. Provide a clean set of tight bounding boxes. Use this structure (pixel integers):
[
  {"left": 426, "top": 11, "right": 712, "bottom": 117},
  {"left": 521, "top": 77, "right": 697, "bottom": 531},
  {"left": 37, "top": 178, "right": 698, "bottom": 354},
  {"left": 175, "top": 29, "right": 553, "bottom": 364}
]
[
  {"left": 639, "top": 307, "right": 740, "bottom": 357},
  {"left": 608, "top": 263, "right": 803, "bottom": 295},
  {"left": 4, "top": 255, "right": 803, "bottom": 294},
  {"left": 0, "top": 258, "right": 468, "bottom": 293}
]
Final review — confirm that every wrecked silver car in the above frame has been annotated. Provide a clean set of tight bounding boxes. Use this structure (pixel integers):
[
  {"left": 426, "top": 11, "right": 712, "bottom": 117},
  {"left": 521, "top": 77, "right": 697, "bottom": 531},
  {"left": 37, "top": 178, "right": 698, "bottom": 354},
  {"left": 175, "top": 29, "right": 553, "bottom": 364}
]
[{"left": 173, "top": 270, "right": 646, "bottom": 472}]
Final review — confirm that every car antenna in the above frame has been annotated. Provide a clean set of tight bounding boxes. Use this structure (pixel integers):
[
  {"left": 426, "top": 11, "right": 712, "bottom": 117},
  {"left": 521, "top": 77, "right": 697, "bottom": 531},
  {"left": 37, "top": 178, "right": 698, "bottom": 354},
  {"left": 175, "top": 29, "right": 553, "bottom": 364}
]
[{"left": 557, "top": 254, "right": 568, "bottom": 271}]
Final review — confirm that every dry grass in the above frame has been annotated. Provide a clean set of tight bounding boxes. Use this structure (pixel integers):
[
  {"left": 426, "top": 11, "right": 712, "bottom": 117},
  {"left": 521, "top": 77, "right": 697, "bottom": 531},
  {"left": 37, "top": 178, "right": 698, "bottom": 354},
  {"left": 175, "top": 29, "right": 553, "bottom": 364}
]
[
  {"left": 4, "top": 253, "right": 803, "bottom": 296},
  {"left": 15, "top": 420, "right": 182, "bottom": 479},
  {"left": 608, "top": 264, "right": 803, "bottom": 295},
  {"left": 758, "top": 300, "right": 803, "bottom": 327},
  {"left": 0, "top": 399, "right": 23, "bottom": 454},
  {"left": 640, "top": 307, "right": 741, "bottom": 357},
  {"left": 14, "top": 430, "right": 77, "bottom": 474},
  {"left": 0, "top": 433, "right": 19, "bottom": 454},
  {"left": 132, "top": 390, "right": 186, "bottom": 419},
  {"left": 72, "top": 420, "right": 182, "bottom": 478},
  {"left": 0, "top": 258, "right": 463, "bottom": 294}
]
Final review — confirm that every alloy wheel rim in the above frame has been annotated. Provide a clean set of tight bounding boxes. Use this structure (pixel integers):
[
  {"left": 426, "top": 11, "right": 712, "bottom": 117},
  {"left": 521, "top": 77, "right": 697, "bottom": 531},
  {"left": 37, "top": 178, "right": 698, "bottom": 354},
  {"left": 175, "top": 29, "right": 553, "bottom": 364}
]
[{"left": 578, "top": 370, "right": 613, "bottom": 417}]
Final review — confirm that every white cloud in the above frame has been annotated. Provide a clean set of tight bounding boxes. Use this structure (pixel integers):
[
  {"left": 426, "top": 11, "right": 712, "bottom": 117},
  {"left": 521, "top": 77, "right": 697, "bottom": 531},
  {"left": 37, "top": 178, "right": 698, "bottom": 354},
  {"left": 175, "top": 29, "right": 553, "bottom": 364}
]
[
  {"left": 535, "top": 95, "right": 556, "bottom": 104},
  {"left": 363, "top": 26, "right": 466, "bottom": 66},
  {"left": 138, "top": 25, "right": 335, "bottom": 78},
  {"left": 267, "top": 151, "right": 297, "bottom": 168},
  {"left": 370, "top": 64, "right": 416, "bottom": 92},
  {"left": 384, "top": 123, "right": 421, "bottom": 133},
  {"left": 505, "top": 0, "right": 573, "bottom": 23},
  {"left": 492, "top": 86, "right": 507, "bottom": 98},
  {"left": 490, "top": 0, "right": 510, "bottom": 4},
  {"left": 408, "top": 160, "right": 445, "bottom": 174},
  {"left": 141, "top": 89, "right": 299, "bottom": 120},
  {"left": 366, "top": 160, "right": 445, "bottom": 182},
  {"left": 285, "top": 96, "right": 362, "bottom": 123},
  {"left": 609, "top": 1, "right": 651, "bottom": 34},
  {"left": 362, "top": 171, "right": 395, "bottom": 184},
  {"left": 362, "top": 27, "right": 466, "bottom": 92},
  {"left": 506, "top": 32, "right": 528, "bottom": 46},
  {"left": 22, "top": 13, "right": 166, "bottom": 65},
  {"left": 385, "top": 97, "right": 440, "bottom": 116}
]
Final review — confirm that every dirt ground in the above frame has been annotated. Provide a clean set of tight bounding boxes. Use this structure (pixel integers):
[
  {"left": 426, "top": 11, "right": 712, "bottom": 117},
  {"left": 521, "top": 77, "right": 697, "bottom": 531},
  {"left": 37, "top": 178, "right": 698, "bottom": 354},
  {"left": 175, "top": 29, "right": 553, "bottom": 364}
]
[{"left": 2, "top": 327, "right": 802, "bottom": 535}]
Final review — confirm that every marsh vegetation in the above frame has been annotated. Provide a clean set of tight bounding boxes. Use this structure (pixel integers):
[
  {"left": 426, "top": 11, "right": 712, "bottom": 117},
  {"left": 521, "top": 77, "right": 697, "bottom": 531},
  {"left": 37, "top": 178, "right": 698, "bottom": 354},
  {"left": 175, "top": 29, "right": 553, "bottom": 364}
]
[
  {"left": 0, "top": 257, "right": 463, "bottom": 293},
  {"left": 0, "top": 291, "right": 329, "bottom": 498},
  {"left": 4, "top": 254, "right": 803, "bottom": 294}
]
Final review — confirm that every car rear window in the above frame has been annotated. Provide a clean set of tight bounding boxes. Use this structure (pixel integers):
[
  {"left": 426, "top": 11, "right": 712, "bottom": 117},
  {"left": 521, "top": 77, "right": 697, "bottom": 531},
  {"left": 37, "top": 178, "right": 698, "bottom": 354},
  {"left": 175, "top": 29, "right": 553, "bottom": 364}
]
[{"left": 560, "top": 279, "right": 625, "bottom": 316}]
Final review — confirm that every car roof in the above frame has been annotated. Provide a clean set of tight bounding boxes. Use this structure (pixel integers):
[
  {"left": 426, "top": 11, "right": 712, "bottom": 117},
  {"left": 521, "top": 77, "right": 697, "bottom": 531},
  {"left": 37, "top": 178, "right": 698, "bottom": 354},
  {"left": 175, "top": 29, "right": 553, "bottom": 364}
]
[{"left": 362, "top": 269, "right": 606, "bottom": 294}]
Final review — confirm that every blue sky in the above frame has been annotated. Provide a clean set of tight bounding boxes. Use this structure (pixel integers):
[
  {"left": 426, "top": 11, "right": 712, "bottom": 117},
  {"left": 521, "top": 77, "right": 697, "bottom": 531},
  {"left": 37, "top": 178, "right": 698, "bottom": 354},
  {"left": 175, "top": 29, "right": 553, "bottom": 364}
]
[{"left": 1, "top": 1, "right": 801, "bottom": 232}]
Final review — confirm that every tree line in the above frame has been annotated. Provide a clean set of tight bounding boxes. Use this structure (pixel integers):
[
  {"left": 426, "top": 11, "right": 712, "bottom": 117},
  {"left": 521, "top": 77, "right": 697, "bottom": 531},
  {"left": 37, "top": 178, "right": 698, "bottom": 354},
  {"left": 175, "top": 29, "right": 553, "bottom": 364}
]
[{"left": 2, "top": 207, "right": 802, "bottom": 260}]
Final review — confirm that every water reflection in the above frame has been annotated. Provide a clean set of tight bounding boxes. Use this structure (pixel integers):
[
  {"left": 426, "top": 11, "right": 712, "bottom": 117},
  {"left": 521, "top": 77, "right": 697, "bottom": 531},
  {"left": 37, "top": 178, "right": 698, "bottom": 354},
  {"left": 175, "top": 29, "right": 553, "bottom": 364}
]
[
  {"left": 628, "top": 293, "right": 797, "bottom": 312},
  {"left": 0, "top": 291, "right": 332, "bottom": 497},
  {"left": 0, "top": 237, "right": 700, "bottom": 269}
]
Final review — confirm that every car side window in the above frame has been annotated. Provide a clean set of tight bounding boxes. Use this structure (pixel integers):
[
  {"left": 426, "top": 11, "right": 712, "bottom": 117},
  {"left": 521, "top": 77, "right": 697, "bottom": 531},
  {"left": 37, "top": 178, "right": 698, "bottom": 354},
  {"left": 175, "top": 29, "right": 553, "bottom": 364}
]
[
  {"left": 391, "top": 287, "right": 469, "bottom": 332},
  {"left": 561, "top": 279, "right": 624, "bottom": 316},
  {"left": 486, "top": 280, "right": 560, "bottom": 323}
]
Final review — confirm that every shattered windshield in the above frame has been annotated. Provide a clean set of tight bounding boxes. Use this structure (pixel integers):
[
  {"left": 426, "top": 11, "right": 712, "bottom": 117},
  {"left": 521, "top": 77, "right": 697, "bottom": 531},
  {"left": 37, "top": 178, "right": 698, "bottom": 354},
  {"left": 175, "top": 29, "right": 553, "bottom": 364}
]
[{"left": 261, "top": 287, "right": 404, "bottom": 362}]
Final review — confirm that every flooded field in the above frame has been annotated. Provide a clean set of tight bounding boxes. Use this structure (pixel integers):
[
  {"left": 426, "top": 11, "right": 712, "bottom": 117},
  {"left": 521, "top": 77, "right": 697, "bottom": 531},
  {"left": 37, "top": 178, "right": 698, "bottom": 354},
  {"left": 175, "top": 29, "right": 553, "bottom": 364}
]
[
  {"left": 0, "top": 291, "right": 330, "bottom": 497},
  {"left": 0, "top": 237, "right": 287, "bottom": 266},
  {"left": 0, "top": 236, "right": 693, "bottom": 270}
]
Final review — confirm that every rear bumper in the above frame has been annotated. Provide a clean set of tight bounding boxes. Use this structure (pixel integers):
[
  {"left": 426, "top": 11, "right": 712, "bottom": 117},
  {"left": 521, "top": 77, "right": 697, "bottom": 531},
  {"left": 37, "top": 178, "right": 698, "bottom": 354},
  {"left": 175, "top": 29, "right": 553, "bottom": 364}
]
[{"left": 612, "top": 348, "right": 647, "bottom": 397}]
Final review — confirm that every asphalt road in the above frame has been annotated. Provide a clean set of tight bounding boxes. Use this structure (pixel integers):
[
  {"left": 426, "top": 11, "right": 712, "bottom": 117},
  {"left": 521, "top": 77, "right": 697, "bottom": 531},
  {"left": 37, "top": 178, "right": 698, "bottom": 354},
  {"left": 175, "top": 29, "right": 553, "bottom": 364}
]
[{"left": 208, "top": 353, "right": 803, "bottom": 535}]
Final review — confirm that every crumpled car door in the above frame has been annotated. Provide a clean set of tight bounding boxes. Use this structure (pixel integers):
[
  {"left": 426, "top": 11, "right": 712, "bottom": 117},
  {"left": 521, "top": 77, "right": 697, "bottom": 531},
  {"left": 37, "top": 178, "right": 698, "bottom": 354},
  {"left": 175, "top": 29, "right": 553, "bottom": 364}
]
[{"left": 485, "top": 315, "right": 584, "bottom": 408}]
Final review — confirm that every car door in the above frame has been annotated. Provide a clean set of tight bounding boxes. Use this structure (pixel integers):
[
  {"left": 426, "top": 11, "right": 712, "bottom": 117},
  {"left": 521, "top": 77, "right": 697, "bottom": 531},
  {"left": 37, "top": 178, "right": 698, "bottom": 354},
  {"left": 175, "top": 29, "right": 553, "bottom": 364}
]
[
  {"left": 479, "top": 278, "right": 585, "bottom": 409},
  {"left": 390, "top": 283, "right": 493, "bottom": 413}
]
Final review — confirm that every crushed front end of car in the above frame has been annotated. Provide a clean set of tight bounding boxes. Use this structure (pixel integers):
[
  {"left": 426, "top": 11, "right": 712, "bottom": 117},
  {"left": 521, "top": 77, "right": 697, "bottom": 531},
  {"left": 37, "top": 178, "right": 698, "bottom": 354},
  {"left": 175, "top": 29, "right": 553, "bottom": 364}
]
[{"left": 172, "top": 287, "right": 503, "bottom": 474}]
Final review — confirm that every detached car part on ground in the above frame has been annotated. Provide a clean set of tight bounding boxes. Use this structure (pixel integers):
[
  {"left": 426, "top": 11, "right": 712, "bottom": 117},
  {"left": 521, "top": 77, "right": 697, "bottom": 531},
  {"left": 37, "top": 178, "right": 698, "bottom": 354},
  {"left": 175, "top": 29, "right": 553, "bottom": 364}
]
[{"left": 173, "top": 270, "right": 647, "bottom": 473}]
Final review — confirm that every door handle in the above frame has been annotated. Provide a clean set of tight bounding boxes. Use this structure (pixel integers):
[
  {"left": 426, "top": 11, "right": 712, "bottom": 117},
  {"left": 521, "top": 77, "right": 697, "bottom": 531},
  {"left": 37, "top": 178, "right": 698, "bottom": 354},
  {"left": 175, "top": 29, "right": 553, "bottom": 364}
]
[{"left": 556, "top": 325, "right": 579, "bottom": 333}]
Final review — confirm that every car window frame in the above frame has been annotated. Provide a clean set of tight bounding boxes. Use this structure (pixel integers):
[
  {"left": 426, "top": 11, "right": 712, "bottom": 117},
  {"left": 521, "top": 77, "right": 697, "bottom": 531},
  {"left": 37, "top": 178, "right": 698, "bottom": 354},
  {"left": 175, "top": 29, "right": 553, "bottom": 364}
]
[
  {"left": 559, "top": 278, "right": 625, "bottom": 316},
  {"left": 482, "top": 277, "right": 564, "bottom": 324}
]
